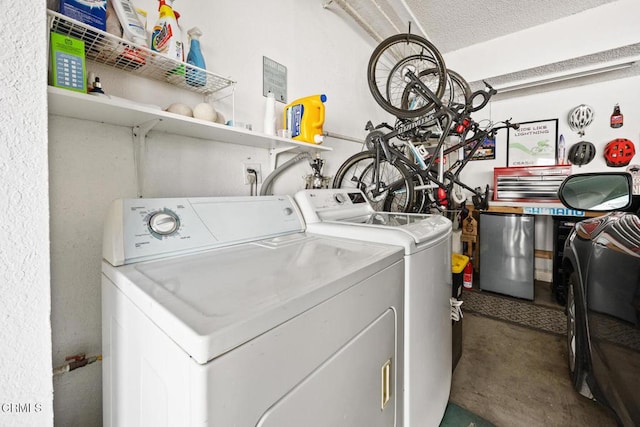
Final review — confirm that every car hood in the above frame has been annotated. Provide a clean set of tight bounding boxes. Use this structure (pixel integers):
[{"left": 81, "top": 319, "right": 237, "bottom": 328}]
[{"left": 575, "top": 212, "right": 640, "bottom": 258}]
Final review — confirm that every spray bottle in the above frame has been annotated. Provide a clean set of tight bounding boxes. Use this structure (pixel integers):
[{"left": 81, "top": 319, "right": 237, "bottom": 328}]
[
  {"left": 151, "top": 0, "right": 183, "bottom": 62},
  {"left": 186, "top": 27, "right": 206, "bottom": 87},
  {"left": 283, "top": 94, "right": 327, "bottom": 144}
]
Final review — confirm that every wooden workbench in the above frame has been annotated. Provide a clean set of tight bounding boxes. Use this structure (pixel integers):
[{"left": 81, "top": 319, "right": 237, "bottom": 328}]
[{"left": 465, "top": 202, "right": 601, "bottom": 218}]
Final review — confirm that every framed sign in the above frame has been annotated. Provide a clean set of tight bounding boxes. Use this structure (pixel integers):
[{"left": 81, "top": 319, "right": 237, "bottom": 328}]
[
  {"left": 507, "top": 119, "right": 558, "bottom": 167},
  {"left": 464, "top": 136, "right": 496, "bottom": 161},
  {"left": 263, "top": 56, "right": 287, "bottom": 103}
]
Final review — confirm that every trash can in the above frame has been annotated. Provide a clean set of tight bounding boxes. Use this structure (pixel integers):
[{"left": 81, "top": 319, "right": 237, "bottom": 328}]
[{"left": 451, "top": 253, "right": 468, "bottom": 371}]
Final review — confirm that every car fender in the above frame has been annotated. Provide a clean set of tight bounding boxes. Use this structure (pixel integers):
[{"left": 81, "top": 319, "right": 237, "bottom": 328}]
[{"left": 562, "top": 232, "right": 592, "bottom": 349}]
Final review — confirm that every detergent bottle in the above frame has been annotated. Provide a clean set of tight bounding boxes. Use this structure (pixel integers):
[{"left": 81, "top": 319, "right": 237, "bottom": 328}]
[
  {"left": 110, "top": 0, "right": 148, "bottom": 46},
  {"left": 151, "top": 0, "right": 183, "bottom": 62},
  {"left": 283, "top": 94, "right": 327, "bottom": 144},
  {"left": 186, "top": 27, "right": 206, "bottom": 87}
]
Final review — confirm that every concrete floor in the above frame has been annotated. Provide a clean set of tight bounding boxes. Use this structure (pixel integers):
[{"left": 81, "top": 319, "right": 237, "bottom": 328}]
[{"left": 449, "top": 310, "right": 618, "bottom": 426}]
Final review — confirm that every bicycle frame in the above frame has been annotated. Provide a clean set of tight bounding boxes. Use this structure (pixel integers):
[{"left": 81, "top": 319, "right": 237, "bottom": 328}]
[{"left": 367, "top": 113, "right": 515, "bottom": 211}]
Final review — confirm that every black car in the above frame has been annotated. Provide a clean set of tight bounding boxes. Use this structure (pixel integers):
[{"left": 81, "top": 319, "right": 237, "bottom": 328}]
[{"left": 558, "top": 172, "right": 640, "bottom": 426}]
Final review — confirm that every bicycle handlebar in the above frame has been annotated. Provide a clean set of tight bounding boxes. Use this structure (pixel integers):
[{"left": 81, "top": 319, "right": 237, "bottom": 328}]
[
  {"left": 483, "top": 119, "right": 519, "bottom": 133},
  {"left": 468, "top": 81, "right": 497, "bottom": 113}
]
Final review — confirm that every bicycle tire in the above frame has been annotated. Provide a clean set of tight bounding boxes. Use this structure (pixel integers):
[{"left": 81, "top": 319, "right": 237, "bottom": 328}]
[
  {"left": 395, "top": 68, "right": 471, "bottom": 137},
  {"left": 400, "top": 68, "right": 470, "bottom": 111},
  {"left": 332, "top": 150, "right": 415, "bottom": 212},
  {"left": 399, "top": 67, "right": 445, "bottom": 117},
  {"left": 416, "top": 169, "right": 448, "bottom": 213},
  {"left": 409, "top": 173, "right": 429, "bottom": 213},
  {"left": 447, "top": 69, "right": 472, "bottom": 111},
  {"left": 367, "top": 33, "right": 447, "bottom": 119},
  {"left": 387, "top": 57, "right": 438, "bottom": 110}
]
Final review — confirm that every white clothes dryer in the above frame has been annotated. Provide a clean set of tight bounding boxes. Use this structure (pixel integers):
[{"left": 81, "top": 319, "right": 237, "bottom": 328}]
[
  {"left": 101, "top": 195, "right": 405, "bottom": 426},
  {"left": 295, "top": 189, "right": 452, "bottom": 427}
]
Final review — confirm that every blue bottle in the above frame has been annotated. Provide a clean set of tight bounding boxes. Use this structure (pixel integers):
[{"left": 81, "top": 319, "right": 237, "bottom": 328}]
[{"left": 186, "top": 27, "right": 206, "bottom": 87}]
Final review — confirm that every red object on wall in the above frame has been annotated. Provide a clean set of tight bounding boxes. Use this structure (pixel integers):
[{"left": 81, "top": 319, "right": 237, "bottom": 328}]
[
  {"left": 604, "top": 138, "right": 635, "bottom": 167},
  {"left": 610, "top": 104, "right": 623, "bottom": 128},
  {"left": 493, "top": 165, "right": 572, "bottom": 202}
]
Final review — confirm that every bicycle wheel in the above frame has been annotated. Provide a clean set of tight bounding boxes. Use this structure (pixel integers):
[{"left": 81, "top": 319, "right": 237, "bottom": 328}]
[
  {"left": 446, "top": 69, "right": 472, "bottom": 111},
  {"left": 395, "top": 69, "right": 471, "bottom": 142},
  {"left": 399, "top": 67, "right": 444, "bottom": 118},
  {"left": 389, "top": 59, "right": 439, "bottom": 112},
  {"left": 332, "top": 151, "right": 415, "bottom": 212},
  {"left": 400, "top": 68, "right": 471, "bottom": 119},
  {"left": 368, "top": 33, "right": 447, "bottom": 119},
  {"left": 409, "top": 173, "right": 428, "bottom": 213}
]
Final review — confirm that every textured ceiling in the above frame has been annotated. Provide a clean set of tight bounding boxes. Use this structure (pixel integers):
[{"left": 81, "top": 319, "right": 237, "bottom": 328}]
[
  {"left": 404, "top": 0, "right": 618, "bottom": 54},
  {"left": 324, "top": 0, "right": 637, "bottom": 93},
  {"left": 325, "top": 0, "right": 618, "bottom": 53}
]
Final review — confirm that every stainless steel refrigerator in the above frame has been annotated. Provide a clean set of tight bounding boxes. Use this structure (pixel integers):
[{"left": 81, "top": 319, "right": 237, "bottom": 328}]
[{"left": 479, "top": 212, "right": 535, "bottom": 300}]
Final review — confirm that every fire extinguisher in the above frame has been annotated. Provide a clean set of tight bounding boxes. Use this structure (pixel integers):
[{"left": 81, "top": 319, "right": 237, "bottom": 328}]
[{"left": 463, "top": 260, "right": 473, "bottom": 289}]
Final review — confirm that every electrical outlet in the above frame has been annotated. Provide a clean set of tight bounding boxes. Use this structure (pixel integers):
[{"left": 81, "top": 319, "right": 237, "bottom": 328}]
[{"left": 243, "top": 163, "right": 262, "bottom": 185}]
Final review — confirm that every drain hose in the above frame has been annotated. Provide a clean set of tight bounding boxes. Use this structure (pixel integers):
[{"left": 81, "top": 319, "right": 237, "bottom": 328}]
[{"left": 259, "top": 152, "right": 313, "bottom": 196}]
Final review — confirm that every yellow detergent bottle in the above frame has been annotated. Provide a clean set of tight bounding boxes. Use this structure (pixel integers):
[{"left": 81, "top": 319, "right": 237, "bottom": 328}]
[{"left": 284, "top": 94, "right": 327, "bottom": 144}]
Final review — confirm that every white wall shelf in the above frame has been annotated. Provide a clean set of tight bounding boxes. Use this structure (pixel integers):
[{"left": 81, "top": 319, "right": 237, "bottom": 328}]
[
  {"left": 48, "top": 86, "right": 331, "bottom": 154},
  {"left": 47, "top": 9, "right": 330, "bottom": 198}
]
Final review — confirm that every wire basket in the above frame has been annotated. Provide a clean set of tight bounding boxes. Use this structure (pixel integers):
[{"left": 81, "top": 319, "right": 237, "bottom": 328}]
[{"left": 48, "top": 10, "right": 235, "bottom": 96}]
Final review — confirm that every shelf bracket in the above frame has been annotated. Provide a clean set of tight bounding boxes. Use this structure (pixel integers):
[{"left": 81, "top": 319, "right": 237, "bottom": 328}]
[
  {"left": 133, "top": 119, "right": 161, "bottom": 198},
  {"left": 269, "top": 146, "right": 297, "bottom": 171},
  {"left": 205, "top": 84, "right": 236, "bottom": 125}
]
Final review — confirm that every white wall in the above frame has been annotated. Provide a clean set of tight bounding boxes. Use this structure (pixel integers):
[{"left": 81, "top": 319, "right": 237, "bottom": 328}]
[
  {"left": 458, "top": 75, "right": 640, "bottom": 279},
  {"left": 462, "top": 75, "right": 640, "bottom": 188},
  {"left": 445, "top": 0, "right": 640, "bottom": 81},
  {"left": 48, "top": 118, "right": 136, "bottom": 426},
  {"left": 48, "top": 0, "right": 390, "bottom": 425},
  {"left": 0, "top": 4, "right": 54, "bottom": 427}
]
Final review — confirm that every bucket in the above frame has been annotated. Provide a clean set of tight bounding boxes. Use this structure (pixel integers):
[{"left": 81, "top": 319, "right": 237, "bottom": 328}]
[{"left": 284, "top": 94, "right": 326, "bottom": 144}]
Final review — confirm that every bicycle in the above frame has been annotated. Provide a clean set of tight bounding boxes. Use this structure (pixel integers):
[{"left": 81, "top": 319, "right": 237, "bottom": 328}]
[
  {"left": 333, "top": 114, "right": 518, "bottom": 213},
  {"left": 333, "top": 33, "right": 518, "bottom": 212}
]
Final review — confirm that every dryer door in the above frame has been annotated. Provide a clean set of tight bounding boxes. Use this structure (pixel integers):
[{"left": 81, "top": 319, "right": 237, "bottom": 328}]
[{"left": 257, "top": 309, "right": 397, "bottom": 427}]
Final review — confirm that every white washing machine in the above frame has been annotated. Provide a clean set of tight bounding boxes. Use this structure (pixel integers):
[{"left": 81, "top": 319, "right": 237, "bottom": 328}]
[
  {"left": 101, "top": 195, "right": 405, "bottom": 427},
  {"left": 294, "top": 189, "right": 452, "bottom": 427}
]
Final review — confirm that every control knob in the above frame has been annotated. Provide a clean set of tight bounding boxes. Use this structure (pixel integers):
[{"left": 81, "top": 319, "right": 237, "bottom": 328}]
[
  {"left": 334, "top": 193, "right": 347, "bottom": 204},
  {"left": 148, "top": 210, "right": 180, "bottom": 236}
]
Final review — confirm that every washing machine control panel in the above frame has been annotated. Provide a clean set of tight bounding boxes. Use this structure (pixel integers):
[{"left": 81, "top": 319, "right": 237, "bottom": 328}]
[{"left": 104, "top": 196, "right": 305, "bottom": 266}]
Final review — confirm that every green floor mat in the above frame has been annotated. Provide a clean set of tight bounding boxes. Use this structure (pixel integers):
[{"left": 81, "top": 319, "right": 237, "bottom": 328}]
[{"left": 439, "top": 402, "right": 495, "bottom": 427}]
